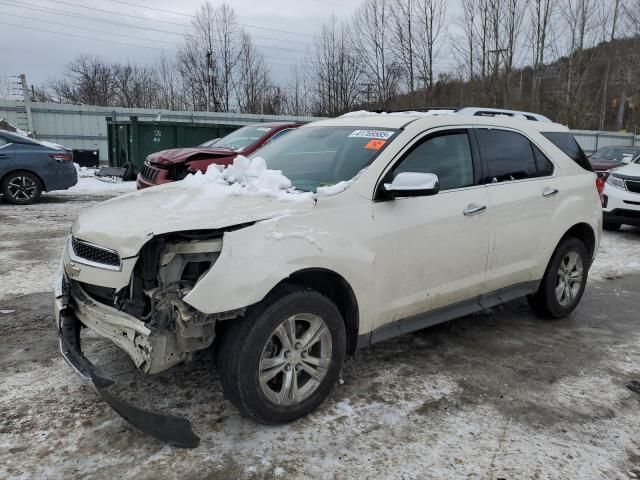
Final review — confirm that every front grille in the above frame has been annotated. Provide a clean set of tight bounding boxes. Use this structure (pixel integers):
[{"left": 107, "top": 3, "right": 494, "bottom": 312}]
[
  {"left": 140, "top": 163, "right": 160, "bottom": 183},
  {"left": 72, "top": 237, "right": 121, "bottom": 267},
  {"left": 625, "top": 180, "right": 640, "bottom": 194}
]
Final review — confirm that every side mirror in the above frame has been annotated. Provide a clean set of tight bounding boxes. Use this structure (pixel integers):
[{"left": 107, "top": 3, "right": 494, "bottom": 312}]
[
  {"left": 383, "top": 172, "right": 440, "bottom": 198},
  {"left": 621, "top": 154, "right": 633, "bottom": 164}
]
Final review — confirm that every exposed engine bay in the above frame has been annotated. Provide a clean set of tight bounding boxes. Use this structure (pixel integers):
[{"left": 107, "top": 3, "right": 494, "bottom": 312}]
[{"left": 70, "top": 231, "right": 244, "bottom": 374}]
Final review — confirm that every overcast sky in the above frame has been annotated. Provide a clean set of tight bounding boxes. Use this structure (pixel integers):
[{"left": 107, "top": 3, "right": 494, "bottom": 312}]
[{"left": 0, "top": 0, "right": 458, "bottom": 89}]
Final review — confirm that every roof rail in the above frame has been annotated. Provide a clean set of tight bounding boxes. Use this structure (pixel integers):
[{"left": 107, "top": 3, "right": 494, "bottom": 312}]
[
  {"left": 339, "top": 107, "right": 554, "bottom": 123},
  {"left": 373, "top": 107, "right": 458, "bottom": 113},
  {"left": 455, "top": 107, "right": 552, "bottom": 122}
]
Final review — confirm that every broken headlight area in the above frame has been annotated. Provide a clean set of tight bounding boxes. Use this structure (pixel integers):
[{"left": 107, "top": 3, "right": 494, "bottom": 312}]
[
  {"left": 70, "top": 231, "right": 243, "bottom": 374},
  {"left": 166, "top": 163, "right": 189, "bottom": 181}
]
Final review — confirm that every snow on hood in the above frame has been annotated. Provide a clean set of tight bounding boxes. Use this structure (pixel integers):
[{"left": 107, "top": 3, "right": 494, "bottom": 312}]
[
  {"left": 611, "top": 162, "right": 640, "bottom": 178},
  {"left": 72, "top": 156, "right": 315, "bottom": 257}
]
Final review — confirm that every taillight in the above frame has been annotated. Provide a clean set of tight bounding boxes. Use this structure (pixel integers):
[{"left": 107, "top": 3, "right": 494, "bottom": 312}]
[
  {"left": 50, "top": 152, "right": 73, "bottom": 162},
  {"left": 596, "top": 177, "right": 605, "bottom": 205}
]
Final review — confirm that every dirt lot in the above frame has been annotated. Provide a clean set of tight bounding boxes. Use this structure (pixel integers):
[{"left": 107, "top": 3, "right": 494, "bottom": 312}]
[{"left": 2, "top": 184, "right": 640, "bottom": 480}]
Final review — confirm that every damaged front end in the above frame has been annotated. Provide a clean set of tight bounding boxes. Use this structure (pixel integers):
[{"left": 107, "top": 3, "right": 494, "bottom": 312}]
[{"left": 56, "top": 230, "right": 244, "bottom": 447}]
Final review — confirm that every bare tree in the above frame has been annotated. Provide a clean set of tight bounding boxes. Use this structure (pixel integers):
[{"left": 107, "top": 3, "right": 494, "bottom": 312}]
[
  {"left": 213, "top": 4, "right": 241, "bottom": 111},
  {"left": 414, "top": 0, "right": 447, "bottom": 98},
  {"left": 154, "top": 55, "right": 187, "bottom": 110},
  {"left": 501, "top": 0, "right": 525, "bottom": 104},
  {"left": 310, "top": 16, "right": 363, "bottom": 116},
  {"left": 625, "top": 0, "right": 640, "bottom": 36},
  {"left": 235, "top": 32, "right": 270, "bottom": 113},
  {"left": 49, "top": 55, "right": 117, "bottom": 105},
  {"left": 529, "top": 0, "right": 557, "bottom": 111},
  {"left": 283, "top": 65, "right": 311, "bottom": 116},
  {"left": 352, "top": 0, "right": 399, "bottom": 108},
  {"left": 391, "top": 0, "right": 416, "bottom": 105},
  {"left": 453, "top": 0, "right": 480, "bottom": 80}
]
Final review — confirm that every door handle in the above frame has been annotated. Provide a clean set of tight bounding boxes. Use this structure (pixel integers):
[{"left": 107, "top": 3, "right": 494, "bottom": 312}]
[
  {"left": 0, "top": 154, "right": 8, "bottom": 158},
  {"left": 463, "top": 204, "right": 487, "bottom": 216},
  {"left": 542, "top": 187, "right": 559, "bottom": 197}
]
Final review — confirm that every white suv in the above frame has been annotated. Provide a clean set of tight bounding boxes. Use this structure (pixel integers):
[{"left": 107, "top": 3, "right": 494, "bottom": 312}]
[
  {"left": 55, "top": 111, "right": 601, "bottom": 447},
  {"left": 602, "top": 155, "right": 640, "bottom": 230}
]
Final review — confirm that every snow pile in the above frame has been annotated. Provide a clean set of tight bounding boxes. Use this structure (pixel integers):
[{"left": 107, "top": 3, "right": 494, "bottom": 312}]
[
  {"left": 316, "top": 168, "right": 367, "bottom": 197},
  {"left": 73, "top": 163, "right": 96, "bottom": 178},
  {"left": 316, "top": 178, "right": 355, "bottom": 197},
  {"left": 182, "top": 155, "right": 312, "bottom": 201}
]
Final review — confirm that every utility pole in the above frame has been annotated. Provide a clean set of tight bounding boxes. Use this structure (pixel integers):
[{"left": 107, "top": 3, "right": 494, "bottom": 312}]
[
  {"left": 205, "top": 50, "right": 213, "bottom": 112},
  {"left": 616, "top": 91, "right": 627, "bottom": 130}
]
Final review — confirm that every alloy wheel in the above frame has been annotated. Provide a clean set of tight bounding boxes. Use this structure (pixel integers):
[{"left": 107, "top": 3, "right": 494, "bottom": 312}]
[
  {"left": 555, "top": 251, "right": 584, "bottom": 307},
  {"left": 7, "top": 176, "right": 37, "bottom": 202},
  {"left": 259, "top": 313, "right": 332, "bottom": 406}
]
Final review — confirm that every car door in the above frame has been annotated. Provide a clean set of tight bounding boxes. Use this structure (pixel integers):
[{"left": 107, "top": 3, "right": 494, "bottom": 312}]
[
  {"left": 372, "top": 128, "right": 492, "bottom": 329},
  {"left": 474, "top": 127, "right": 559, "bottom": 292},
  {"left": 0, "top": 135, "right": 15, "bottom": 175}
]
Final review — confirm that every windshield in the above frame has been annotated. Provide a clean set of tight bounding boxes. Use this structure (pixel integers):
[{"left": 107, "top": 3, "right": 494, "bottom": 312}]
[
  {"left": 249, "top": 126, "right": 398, "bottom": 192},
  {"left": 591, "top": 146, "right": 640, "bottom": 162},
  {"left": 199, "top": 138, "right": 219, "bottom": 147},
  {"left": 215, "top": 125, "right": 273, "bottom": 152}
]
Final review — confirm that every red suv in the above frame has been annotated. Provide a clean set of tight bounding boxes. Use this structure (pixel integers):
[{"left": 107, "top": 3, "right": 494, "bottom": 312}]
[{"left": 136, "top": 122, "right": 301, "bottom": 189}]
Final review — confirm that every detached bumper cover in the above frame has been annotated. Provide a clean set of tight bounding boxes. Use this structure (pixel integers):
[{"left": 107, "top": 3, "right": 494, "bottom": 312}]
[{"left": 58, "top": 311, "right": 200, "bottom": 448}]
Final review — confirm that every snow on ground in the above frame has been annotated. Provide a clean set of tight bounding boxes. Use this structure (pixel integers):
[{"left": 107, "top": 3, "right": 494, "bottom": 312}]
[{"left": 57, "top": 171, "right": 137, "bottom": 196}]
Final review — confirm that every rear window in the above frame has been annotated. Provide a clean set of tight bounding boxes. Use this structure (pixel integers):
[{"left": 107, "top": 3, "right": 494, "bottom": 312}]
[{"left": 541, "top": 132, "right": 592, "bottom": 172}]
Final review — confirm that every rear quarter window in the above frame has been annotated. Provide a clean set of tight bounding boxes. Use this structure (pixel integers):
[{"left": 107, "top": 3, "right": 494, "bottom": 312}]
[{"left": 541, "top": 132, "right": 592, "bottom": 172}]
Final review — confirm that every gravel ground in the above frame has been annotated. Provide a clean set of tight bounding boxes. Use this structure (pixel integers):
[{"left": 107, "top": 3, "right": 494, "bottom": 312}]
[{"left": 1, "top": 184, "right": 640, "bottom": 480}]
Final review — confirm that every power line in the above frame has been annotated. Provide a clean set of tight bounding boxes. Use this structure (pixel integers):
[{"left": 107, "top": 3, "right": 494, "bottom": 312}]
[
  {"left": 2, "top": 6, "right": 309, "bottom": 58},
  {"left": 0, "top": 18, "right": 307, "bottom": 68},
  {"left": 308, "top": 0, "right": 351, "bottom": 8},
  {"left": 0, "top": 21, "right": 177, "bottom": 52},
  {"left": 36, "top": 0, "right": 316, "bottom": 38},
  {"left": 102, "top": 0, "right": 316, "bottom": 38},
  {"left": 0, "top": 0, "right": 313, "bottom": 47},
  {"left": 2, "top": 11, "right": 179, "bottom": 46}
]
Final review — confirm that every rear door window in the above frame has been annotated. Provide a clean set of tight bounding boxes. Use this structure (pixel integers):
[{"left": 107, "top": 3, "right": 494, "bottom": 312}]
[
  {"left": 475, "top": 129, "right": 552, "bottom": 183},
  {"left": 541, "top": 132, "right": 592, "bottom": 171}
]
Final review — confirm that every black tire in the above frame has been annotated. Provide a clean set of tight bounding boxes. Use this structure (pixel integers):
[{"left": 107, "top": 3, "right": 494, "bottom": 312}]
[
  {"left": 217, "top": 284, "right": 346, "bottom": 424},
  {"left": 527, "top": 237, "right": 589, "bottom": 319},
  {"left": 603, "top": 221, "right": 621, "bottom": 231},
  {"left": 1, "top": 170, "right": 43, "bottom": 204}
]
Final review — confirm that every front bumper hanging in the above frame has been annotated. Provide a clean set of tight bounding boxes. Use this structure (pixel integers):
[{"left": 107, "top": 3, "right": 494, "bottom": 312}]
[{"left": 58, "top": 312, "right": 200, "bottom": 448}]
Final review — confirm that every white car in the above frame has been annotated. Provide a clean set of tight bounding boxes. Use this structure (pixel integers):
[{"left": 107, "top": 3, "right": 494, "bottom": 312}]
[
  {"left": 54, "top": 110, "right": 601, "bottom": 447},
  {"left": 602, "top": 156, "right": 640, "bottom": 230}
]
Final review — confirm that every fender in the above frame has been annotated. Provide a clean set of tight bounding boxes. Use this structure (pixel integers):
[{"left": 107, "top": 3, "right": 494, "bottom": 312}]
[{"left": 183, "top": 197, "right": 378, "bottom": 333}]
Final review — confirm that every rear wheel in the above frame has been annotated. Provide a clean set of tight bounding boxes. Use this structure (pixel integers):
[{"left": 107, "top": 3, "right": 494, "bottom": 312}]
[
  {"left": 527, "top": 237, "right": 589, "bottom": 319},
  {"left": 1, "top": 171, "right": 43, "bottom": 204},
  {"left": 217, "top": 285, "right": 346, "bottom": 424}
]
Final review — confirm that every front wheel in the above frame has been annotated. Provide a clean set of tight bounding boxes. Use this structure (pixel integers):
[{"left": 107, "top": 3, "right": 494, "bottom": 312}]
[
  {"left": 527, "top": 237, "right": 589, "bottom": 319},
  {"left": 217, "top": 285, "right": 346, "bottom": 424}
]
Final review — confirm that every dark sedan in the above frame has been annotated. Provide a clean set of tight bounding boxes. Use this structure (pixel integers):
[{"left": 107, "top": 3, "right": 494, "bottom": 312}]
[{"left": 0, "top": 130, "right": 77, "bottom": 204}]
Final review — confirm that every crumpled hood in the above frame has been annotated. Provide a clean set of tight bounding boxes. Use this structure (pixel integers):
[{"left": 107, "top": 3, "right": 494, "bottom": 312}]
[
  {"left": 72, "top": 182, "right": 315, "bottom": 258},
  {"left": 148, "top": 147, "right": 237, "bottom": 166},
  {"left": 611, "top": 162, "right": 640, "bottom": 179}
]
